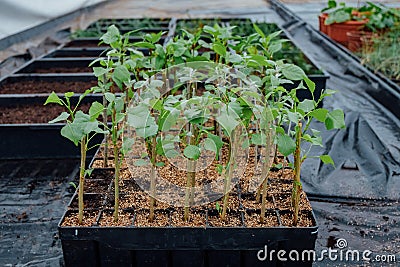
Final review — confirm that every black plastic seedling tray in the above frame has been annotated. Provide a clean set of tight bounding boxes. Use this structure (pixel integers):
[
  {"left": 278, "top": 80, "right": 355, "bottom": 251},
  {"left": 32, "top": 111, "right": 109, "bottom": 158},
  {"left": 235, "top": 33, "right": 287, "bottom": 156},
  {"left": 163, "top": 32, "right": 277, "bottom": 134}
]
[
  {"left": 59, "top": 151, "right": 318, "bottom": 267},
  {"left": 15, "top": 58, "right": 96, "bottom": 74},
  {"left": 0, "top": 74, "right": 100, "bottom": 105},
  {"left": 87, "top": 18, "right": 171, "bottom": 29},
  {"left": 64, "top": 36, "right": 167, "bottom": 48},
  {"left": 59, "top": 217, "right": 317, "bottom": 267},
  {"left": 44, "top": 47, "right": 150, "bottom": 58},
  {"left": 0, "top": 92, "right": 104, "bottom": 159},
  {"left": 0, "top": 123, "right": 103, "bottom": 159}
]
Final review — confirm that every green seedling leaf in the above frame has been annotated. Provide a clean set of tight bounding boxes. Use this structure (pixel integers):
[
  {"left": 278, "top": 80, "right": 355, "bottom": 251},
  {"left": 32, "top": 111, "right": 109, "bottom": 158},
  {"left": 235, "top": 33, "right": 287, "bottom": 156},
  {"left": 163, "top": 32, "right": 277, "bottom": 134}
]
[
  {"left": 304, "top": 76, "right": 316, "bottom": 94},
  {"left": 282, "top": 64, "right": 306, "bottom": 81},
  {"left": 325, "top": 10, "right": 351, "bottom": 25},
  {"left": 251, "top": 133, "right": 266, "bottom": 145},
  {"left": 155, "top": 162, "right": 165, "bottom": 167},
  {"left": 212, "top": 43, "right": 226, "bottom": 57},
  {"left": 253, "top": 23, "right": 266, "bottom": 38},
  {"left": 89, "top": 101, "right": 104, "bottom": 119},
  {"left": 127, "top": 104, "right": 158, "bottom": 138},
  {"left": 45, "top": 92, "right": 62, "bottom": 105},
  {"left": 217, "top": 108, "right": 239, "bottom": 136},
  {"left": 302, "top": 133, "right": 323, "bottom": 147},
  {"left": 298, "top": 99, "right": 315, "bottom": 113},
  {"left": 216, "top": 164, "right": 224, "bottom": 174},
  {"left": 49, "top": 112, "right": 69, "bottom": 124},
  {"left": 112, "top": 65, "right": 130, "bottom": 89},
  {"left": 64, "top": 92, "right": 74, "bottom": 98},
  {"left": 183, "top": 145, "right": 201, "bottom": 160},
  {"left": 100, "top": 25, "right": 120, "bottom": 44},
  {"left": 268, "top": 41, "right": 282, "bottom": 55},
  {"left": 309, "top": 108, "right": 328, "bottom": 122},
  {"left": 320, "top": 154, "right": 335, "bottom": 166},
  {"left": 93, "top": 67, "right": 108, "bottom": 77},
  {"left": 69, "top": 182, "right": 77, "bottom": 190},
  {"left": 61, "top": 111, "right": 104, "bottom": 146},
  {"left": 203, "top": 138, "right": 217, "bottom": 153},
  {"left": 216, "top": 202, "right": 222, "bottom": 214},
  {"left": 277, "top": 134, "right": 296, "bottom": 157},
  {"left": 134, "top": 159, "right": 148, "bottom": 166},
  {"left": 133, "top": 41, "right": 156, "bottom": 49},
  {"left": 207, "top": 133, "right": 224, "bottom": 159},
  {"left": 274, "top": 163, "right": 283, "bottom": 169},
  {"left": 85, "top": 169, "right": 94, "bottom": 177},
  {"left": 104, "top": 92, "right": 116, "bottom": 103},
  {"left": 122, "top": 137, "right": 135, "bottom": 155},
  {"left": 61, "top": 123, "right": 84, "bottom": 146},
  {"left": 325, "top": 109, "right": 345, "bottom": 130}
]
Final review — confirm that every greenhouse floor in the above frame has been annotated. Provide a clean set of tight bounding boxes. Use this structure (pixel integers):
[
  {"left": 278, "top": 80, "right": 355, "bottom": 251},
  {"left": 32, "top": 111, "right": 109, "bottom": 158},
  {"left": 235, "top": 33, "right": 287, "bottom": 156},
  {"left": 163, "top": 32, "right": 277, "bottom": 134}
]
[{"left": 0, "top": 0, "right": 399, "bottom": 266}]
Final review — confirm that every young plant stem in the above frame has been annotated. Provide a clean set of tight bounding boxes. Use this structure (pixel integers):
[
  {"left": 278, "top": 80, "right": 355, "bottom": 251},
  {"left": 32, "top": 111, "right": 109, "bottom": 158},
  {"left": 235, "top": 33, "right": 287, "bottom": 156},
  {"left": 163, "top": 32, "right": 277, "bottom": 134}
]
[
  {"left": 78, "top": 137, "right": 86, "bottom": 225},
  {"left": 184, "top": 126, "right": 198, "bottom": 221},
  {"left": 102, "top": 94, "right": 108, "bottom": 167},
  {"left": 113, "top": 135, "right": 120, "bottom": 222},
  {"left": 221, "top": 128, "right": 239, "bottom": 221},
  {"left": 149, "top": 136, "right": 157, "bottom": 222},
  {"left": 292, "top": 121, "right": 302, "bottom": 226},
  {"left": 111, "top": 101, "right": 120, "bottom": 222},
  {"left": 260, "top": 128, "right": 272, "bottom": 223},
  {"left": 260, "top": 174, "right": 268, "bottom": 223}
]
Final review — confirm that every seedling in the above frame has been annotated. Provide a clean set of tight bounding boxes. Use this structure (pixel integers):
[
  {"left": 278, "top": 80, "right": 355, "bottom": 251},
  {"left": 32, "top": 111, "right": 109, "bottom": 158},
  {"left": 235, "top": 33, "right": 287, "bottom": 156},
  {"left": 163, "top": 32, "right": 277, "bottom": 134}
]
[{"left": 45, "top": 91, "right": 105, "bottom": 224}]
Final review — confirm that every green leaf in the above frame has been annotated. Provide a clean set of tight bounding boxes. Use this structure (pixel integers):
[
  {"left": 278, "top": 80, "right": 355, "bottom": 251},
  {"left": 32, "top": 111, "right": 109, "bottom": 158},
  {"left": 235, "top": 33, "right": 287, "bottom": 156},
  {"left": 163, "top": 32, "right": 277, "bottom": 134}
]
[
  {"left": 100, "top": 25, "right": 120, "bottom": 44},
  {"left": 320, "top": 155, "right": 335, "bottom": 166},
  {"left": 61, "top": 123, "right": 83, "bottom": 146},
  {"left": 207, "top": 133, "right": 224, "bottom": 159},
  {"left": 203, "top": 138, "right": 217, "bottom": 153},
  {"left": 93, "top": 67, "right": 108, "bottom": 77},
  {"left": 282, "top": 64, "right": 306, "bottom": 81},
  {"left": 112, "top": 65, "right": 130, "bottom": 89},
  {"left": 268, "top": 41, "right": 282, "bottom": 55},
  {"left": 65, "top": 92, "right": 74, "bottom": 98},
  {"left": 212, "top": 43, "right": 226, "bottom": 57},
  {"left": 309, "top": 108, "right": 328, "bottom": 122},
  {"left": 217, "top": 108, "right": 239, "bottom": 136},
  {"left": 69, "top": 182, "right": 77, "bottom": 190},
  {"left": 134, "top": 159, "right": 148, "bottom": 166},
  {"left": 253, "top": 23, "right": 266, "bottom": 38},
  {"left": 159, "top": 108, "right": 179, "bottom": 131},
  {"left": 251, "top": 133, "right": 265, "bottom": 145},
  {"left": 325, "top": 10, "right": 351, "bottom": 25},
  {"left": 133, "top": 41, "right": 156, "bottom": 49},
  {"left": 277, "top": 134, "right": 296, "bottom": 157},
  {"left": 216, "top": 164, "right": 224, "bottom": 174},
  {"left": 304, "top": 76, "right": 315, "bottom": 94},
  {"left": 44, "top": 92, "right": 62, "bottom": 105},
  {"left": 298, "top": 99, "right": 315, "bottom": 113},
  {"left": 122, "top": 137, "right": 135, "bottom": 155},
  {"left": 184, "top": 145, "right": 201, "bottom": 160},
  {"left": 325, "top": 109, "right": 345, "bottom": 130},
  {"left": 89, "top": 102, "right": 104, "bottom": 119},
  {"left": 127, "top": 104, "right": 158, "bottom": 138},
  {"left": 104, "top": 92, "right": 116, "bottom": 103},
  {"left": 155, "top": 162, "right": 165, "bottom": 167},
  {"left": 85, "top": 169, "right": 94, "bottom": 177},
  {"left": 287, "top": 111, "right": 299, "bottom": 123},
  {"left": 49, "top": 112, "right": 70, "bottom": 124}
]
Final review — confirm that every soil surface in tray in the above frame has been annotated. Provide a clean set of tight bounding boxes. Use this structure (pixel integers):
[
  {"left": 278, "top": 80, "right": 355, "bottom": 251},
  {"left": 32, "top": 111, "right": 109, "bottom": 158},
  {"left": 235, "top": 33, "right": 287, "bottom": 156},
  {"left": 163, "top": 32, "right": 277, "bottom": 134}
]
[
  {"left": 62, "top": 144, "right": 315, "bottom": 228},
  {"left": 0, "top": 103, "right": 90, "bottom": 124},
  {"left": 0, "top": 80, "right": 97, "bottom": 94}
]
